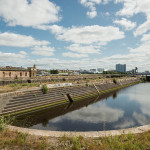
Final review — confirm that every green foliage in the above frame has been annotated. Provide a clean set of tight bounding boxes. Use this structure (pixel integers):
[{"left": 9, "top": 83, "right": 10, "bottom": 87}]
[
  {"left": 9, "top": 83, "right": 18, "bottom": 87},
  {"left": 9, "top": 82, "right": 40, "bottom": 88},
  {"left": 50, "top": 69, "right": 59, "bottom": 74},
  {"left": 0, "top": 116, "right": 15, "bottom": 131},
  {"left": 141, "top": 76, "right": 146, "bottom": 82},
  {"left": 103, "top": 71, "right": 127, "bottom": 74},
  {"left": 85, "top": 83, "right": 89, "bottom": 86},
  {"left": 113, "top": 78, "right": 117, "bottom": 84},
  {"left": 71, "top": 136, "right": 83, "bottom": 150},
  {"left": 42, "top": 85, "right": 49, "bottom": 94}
]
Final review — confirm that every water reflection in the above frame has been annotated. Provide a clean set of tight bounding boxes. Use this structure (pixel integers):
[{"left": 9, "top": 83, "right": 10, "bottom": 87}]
[
  {"left": 13, "top": 83, "right": 150, "bottom": 131},
  {"left": 50, "top": 103, "right": 124, "bottom": 124},
  {"left": 112, "top": 92, "right": 117, "bottom": 99}
]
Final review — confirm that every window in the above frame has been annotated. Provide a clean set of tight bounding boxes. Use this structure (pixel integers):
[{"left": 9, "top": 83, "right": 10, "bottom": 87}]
[
  {"left": 9, "top": 72, "right": 11, "bottom": 77},
  {"left": 20, "top": 72, "right": 22, "bottom": 77},
  {"left": 25, "top": 72, "right": 27, "bottom": 76}
]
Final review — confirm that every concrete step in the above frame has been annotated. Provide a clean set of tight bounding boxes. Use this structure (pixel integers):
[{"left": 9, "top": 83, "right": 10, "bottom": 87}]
[
  {"left": 9, "top": 93, "right": 64, "bottom": 104},
  {"left": 10, "top": 92, "right": 65, "bottom": 102},
  {"left": 6, "top": 94, "right": 66, "bottom": 107},
  {"left": 3, "top": 98, "right": 67, "bottom": 113},
  {"left": 4, "top": 97, "right": 66, "bottom": 109},
  {"left": 73, "top": 92, "right": 99, "bottom": 101}
]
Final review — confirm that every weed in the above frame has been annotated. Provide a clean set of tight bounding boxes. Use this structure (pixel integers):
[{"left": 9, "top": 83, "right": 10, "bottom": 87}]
[
  {"left": 113, "top": 78, "right": 117, "bottom": 84},
  {"left": 85, "top": 83, "right": 89, "bottom": 86},
  {"left": 42, "top": 84, "right": 49, "bottom": 94},
  {"left": 141, "top": 76, "right": 146, "bottom": 82},
  {"left": 0, "top": 116, "right": 15, "bottom": 131},
  {"left": 71, "top": 136, "right": 83, "bottom": 150},
  {"left": 9, "top": 83, "right": 18, "bottom": 87}
]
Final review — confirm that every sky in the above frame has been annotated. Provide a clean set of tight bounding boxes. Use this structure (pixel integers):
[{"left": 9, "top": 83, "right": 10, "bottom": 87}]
[{"left": 0, "top": 0, "right": 150, "bottom": 72}]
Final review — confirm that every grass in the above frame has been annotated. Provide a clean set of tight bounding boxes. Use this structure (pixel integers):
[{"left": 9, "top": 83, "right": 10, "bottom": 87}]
[
  {"left": 0, "top": 82, "right": 41, "bottom": 93},
  {"left": 0, "top": 129, "right": 150, "bottom": 150},
  {"left": 0, "top": 129, "right": 48, "bottom": 150},
  {"left": 0, "top": 116, "right": 15, "bottom": 131}
]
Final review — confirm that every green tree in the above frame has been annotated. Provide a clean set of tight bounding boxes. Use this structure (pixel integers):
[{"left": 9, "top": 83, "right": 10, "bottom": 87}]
[{"left": 50, "top": 70, "right": 59, "bottom": 74}]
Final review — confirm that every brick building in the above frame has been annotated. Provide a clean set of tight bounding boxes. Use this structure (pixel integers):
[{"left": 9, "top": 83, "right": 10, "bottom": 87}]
[{"left": 0, "top": 65, "right": 37, "bottom": 79}]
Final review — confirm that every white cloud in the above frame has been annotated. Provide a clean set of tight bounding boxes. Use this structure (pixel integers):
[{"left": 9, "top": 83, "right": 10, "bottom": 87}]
[
  {"left": 141, "top": 33, "right": 150, "bottom": 42},
  {"left": 115, "top": 0, "right": 150, "bottom": 36},
  {"left": 103, "top": 0, "right": 112, "bottom": 4},
  {"left": 113, "top": 18, "right": 136, "bottom": 30},
  {"left": 31, "top": 46, "right": 55, "bottom": 56},
  {"left": 79, "top": 0, "right": 101, "bottom": 18},
  {"left": 87, "top": 10, "right": 97, "bottom": 18},
  {"left": 0, "top": 32, "right": 56, "bottom": 57},
  {"left": 114, "top": 118, "right": 135, "bottom": 129},
  {"left": 128, "top": 84, "right": 150, "bottom": 116},
  {"left": 62, "top": 52, "right": 88, "bottom": 58},
  {"left": 51, "top": 103, "right": 124, "bottom": 124},
  {"left": 134, "top": 20, "right": 150, "bottom": 36},
  {"left": 46, "top": 25, "right": 124, "bottom": 44},
  {"left": 115, "top": 0, "right": 138, "bottom": 17},
  {"left": 66, "top": 44, "right": 100, "bottom": 54},
  {"left": 0, "top": 0, "right": 61, "bottom": 27},
  {"left": 36, "top": 25, "right": 65, "bottom": 35},
  {"left": 0, "top": 51, "right": 27, "bottom": 65},
  {"left": 105, "top": 12, "right": 110, "bottom": 16},
  {"left": 0, "top": 32, "right": 49, "bottom": 47},
  {"left": 133, "top": 112, "right": 150, "bottom": 125}
]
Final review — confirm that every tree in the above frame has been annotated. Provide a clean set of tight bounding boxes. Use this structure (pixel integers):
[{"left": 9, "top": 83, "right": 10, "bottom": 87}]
[{"left": 50, "top": 70, "right": 59, "bottom": 74}]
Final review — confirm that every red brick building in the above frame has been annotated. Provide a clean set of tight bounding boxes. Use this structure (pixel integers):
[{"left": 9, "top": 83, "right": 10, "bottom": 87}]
[{"left": 0, "top": 65, "right": 37, "bottom": 79}]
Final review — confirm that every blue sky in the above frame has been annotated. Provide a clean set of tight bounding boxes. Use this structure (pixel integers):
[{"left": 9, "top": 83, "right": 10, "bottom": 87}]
[{"left": 0, "top": 0, "right": 150, "bottom": 71}]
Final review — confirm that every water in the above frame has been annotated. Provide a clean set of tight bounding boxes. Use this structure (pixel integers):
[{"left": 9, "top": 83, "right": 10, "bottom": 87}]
[{"left": 14, "top": 83, "right": 150, "bottom": 131}]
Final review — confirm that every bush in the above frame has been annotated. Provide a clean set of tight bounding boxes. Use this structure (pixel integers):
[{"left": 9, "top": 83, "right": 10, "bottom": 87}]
[
  {"left": 113, "top": 78, "right": 117, "bottom": 84},
  {"left": 42, "top": 85, "right": 49, "bottom": 94},
  {"left": 85, "top": 83, "right": 89, "bottom": 86}
]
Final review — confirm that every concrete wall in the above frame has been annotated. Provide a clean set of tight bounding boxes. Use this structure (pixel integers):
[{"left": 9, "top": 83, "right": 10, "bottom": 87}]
[{"left": 0, "top": 77, "right": 140, "bottom": 116}]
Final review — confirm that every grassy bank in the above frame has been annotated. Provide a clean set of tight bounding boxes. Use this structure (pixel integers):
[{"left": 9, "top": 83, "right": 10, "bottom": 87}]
[{"left": 0, "top": 128, "right": 150, "bottom": 150}]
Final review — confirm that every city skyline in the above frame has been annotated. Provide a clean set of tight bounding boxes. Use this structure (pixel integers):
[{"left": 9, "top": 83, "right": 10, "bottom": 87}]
[{"left": 0, "top": 0, "right": 150, "bottom": 71}]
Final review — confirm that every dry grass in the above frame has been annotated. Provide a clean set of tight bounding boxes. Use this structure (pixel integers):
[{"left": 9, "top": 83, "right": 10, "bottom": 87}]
[
  {"left": 0, "top": 128, "right": 150, "bottom": 150},
  {"left": 0, "top": 77, "right": 108, "bottom": 93}
]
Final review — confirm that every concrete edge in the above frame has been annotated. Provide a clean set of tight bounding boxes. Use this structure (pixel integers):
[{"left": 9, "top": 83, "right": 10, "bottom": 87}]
[{"left": 8, "top": 124, "right": 150, "bottom": 138}]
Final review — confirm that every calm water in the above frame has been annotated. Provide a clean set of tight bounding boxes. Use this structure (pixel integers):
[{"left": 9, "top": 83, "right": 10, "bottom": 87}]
[{"left": 14, "top": 83, "right": 150, "bottom": 131}]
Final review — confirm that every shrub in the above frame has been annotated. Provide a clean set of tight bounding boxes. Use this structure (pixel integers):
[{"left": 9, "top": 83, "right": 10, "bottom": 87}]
[
  {"left": 85, "top": 83, "right": 89, "bottom": 86},
  {"left": 113, "top": 78, "right": 117, "bottom": 84},
  {"left": 42, "top": 85, "right": 49, "bottom": 94}
]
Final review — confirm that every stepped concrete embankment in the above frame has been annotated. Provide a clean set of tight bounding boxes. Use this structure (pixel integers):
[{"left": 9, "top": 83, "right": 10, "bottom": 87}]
[{"left": 0, "top": 77, "right": 140, "bottom": 116}]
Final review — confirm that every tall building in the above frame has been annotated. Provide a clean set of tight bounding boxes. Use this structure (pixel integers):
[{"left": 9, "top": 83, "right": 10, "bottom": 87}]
[{"left": 116, "top": 64, "right": 126, "bottom": 73}]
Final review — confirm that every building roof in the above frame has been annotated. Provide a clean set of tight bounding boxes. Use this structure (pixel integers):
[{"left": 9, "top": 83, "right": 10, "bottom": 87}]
[{"left": 0, "top": 66, "right": 27, "bottom": 71}]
